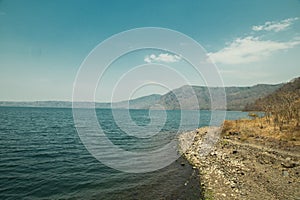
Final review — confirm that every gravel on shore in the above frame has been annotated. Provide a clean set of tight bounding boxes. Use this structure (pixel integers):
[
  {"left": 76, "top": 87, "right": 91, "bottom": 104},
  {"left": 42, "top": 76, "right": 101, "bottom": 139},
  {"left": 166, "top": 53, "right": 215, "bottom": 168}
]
[{"left": 178, "top": 127, "right": 300, "bottom": 200}]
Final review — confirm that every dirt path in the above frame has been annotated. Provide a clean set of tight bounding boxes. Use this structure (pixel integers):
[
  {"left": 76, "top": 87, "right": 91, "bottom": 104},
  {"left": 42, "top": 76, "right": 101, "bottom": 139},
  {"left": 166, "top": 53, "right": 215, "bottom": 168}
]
[
  {"left": 179, "top": 127, "right": 300, "bottom": 200},
  {"left": 224, "top": 139, "right": 300, "bottom": 159}
]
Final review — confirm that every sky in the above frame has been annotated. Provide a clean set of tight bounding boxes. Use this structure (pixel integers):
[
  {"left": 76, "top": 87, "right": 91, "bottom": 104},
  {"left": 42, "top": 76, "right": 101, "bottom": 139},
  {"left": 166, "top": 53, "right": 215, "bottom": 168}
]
[{"left": 1, "top": 0, "right": 300, "bottom": 101}]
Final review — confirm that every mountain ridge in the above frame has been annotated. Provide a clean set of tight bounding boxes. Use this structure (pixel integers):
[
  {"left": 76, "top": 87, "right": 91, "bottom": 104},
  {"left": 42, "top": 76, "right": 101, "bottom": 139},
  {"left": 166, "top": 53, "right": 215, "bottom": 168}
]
[{"left": 0, "top": 83, "right": 284, "bottom": 110}]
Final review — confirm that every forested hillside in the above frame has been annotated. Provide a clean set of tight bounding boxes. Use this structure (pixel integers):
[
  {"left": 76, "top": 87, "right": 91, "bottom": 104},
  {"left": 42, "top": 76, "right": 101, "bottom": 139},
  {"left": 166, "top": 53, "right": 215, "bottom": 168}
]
[{"left": 246, "top": 77, "right": 300, "bottom": 129}]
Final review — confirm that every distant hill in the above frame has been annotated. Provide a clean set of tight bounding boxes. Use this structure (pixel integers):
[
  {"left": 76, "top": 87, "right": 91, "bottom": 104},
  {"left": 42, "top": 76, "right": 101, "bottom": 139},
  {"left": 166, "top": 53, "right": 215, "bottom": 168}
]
[
  {"left": 109, "top": 94, "right": 162, "bottom": 109},
  {"left": 280, "top": 77, "right": 300, "bottom": 92},
  {"left": 0, "top": 101, "right": 73, "bottom": 108},
  {"left": 0, "top": 95, "right": 162, "bottom": 110},
  {"left": 158, "top": 84, "right": 282, "bottom": 110},
  {"left": 245, "top": 77, "right": 300, "bottom": 111},
  {"left": 225, "top": 84, "right": 283, "bottom": 110},
  {"left": 0, "top": 83, "right": 283, "bottom": 111}
]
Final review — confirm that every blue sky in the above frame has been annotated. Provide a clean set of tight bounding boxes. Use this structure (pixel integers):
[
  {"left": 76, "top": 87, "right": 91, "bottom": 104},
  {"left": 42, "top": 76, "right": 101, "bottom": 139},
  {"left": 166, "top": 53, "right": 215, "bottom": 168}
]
[{"left": 1, "top": 0, "right": 300, "bottom": 101}]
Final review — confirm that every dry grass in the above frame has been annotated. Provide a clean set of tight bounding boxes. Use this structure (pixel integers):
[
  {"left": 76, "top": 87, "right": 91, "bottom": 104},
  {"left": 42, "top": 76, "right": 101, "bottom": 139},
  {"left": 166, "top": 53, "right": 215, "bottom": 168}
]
[{"left": 221, "top": 117, "right": 300, "bottom": 146}]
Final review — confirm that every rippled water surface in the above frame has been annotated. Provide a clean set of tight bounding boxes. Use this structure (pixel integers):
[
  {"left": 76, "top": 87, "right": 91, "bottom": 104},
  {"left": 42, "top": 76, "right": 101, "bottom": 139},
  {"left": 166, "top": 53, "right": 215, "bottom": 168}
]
[{"left": 0, "top": 107, "right": 249, "bottom": 199}]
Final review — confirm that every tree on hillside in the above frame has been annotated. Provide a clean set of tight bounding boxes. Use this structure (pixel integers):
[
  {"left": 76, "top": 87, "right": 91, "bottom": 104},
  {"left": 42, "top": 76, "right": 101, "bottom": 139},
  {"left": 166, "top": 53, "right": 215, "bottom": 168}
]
[{"left": 252, "top": 77, "right": 300, "bottom": 130}]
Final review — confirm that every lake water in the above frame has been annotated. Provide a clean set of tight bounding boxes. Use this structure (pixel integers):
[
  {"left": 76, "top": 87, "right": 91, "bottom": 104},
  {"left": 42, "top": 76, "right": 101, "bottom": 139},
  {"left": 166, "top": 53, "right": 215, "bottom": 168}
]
[{"left": 0, "top": 107, "right": 249, "bottom": 199}]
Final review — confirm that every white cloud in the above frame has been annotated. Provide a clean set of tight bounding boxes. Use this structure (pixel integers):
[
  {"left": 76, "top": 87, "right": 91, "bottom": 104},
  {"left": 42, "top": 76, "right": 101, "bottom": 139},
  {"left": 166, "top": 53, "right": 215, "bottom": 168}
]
[
  {"left": 252, "top": 17, "right": 298, "bottom": 32},
  {"left": 208, "top": 36, "right": 300, "bottom": 65},
  {"left": 144, "top": 53, "right": 181, "bottom": 63}
]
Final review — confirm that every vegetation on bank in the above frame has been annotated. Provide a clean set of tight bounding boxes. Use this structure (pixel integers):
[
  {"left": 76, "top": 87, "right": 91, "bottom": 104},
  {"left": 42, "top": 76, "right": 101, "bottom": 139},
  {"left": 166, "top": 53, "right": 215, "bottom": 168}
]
[
  {"left": 222, "top": 77, "right": 300, "bottom": 148},
  {"left": 245, "top": 77, "right": 300, "bottom": 130},
  {"left": 222, "top": 117, "right": 300, "bottom": 145}
]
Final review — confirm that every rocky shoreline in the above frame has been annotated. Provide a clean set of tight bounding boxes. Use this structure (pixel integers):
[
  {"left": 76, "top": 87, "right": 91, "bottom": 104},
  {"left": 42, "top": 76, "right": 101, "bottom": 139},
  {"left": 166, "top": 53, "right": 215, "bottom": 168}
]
[{"left": 179, "top": 127, "right": 300, "bottom": 200}]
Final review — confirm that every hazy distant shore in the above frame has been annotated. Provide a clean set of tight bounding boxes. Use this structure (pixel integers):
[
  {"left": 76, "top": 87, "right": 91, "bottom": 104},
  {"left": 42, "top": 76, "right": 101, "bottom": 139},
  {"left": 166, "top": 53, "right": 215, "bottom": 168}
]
[{"left": 0, "top": 82, "right": 282, "bottom": 111}]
